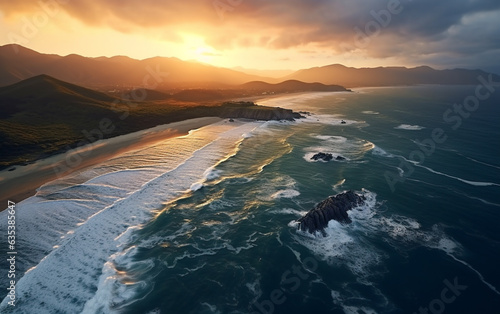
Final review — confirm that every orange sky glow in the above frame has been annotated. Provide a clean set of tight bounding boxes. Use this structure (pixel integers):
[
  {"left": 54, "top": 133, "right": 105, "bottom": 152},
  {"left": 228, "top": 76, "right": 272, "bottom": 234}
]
[{"left": 1, "top": 0, "right": 499, "bottom": 73}]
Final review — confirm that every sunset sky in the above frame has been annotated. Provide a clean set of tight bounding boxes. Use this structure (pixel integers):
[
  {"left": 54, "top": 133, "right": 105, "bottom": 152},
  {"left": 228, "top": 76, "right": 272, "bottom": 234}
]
[{"left": 1, "top": 0, "right": 499, "bottom": 73}]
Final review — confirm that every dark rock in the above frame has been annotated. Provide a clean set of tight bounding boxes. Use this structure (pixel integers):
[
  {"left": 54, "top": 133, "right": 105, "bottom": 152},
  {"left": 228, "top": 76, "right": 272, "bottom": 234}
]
[
  {"left": 335, "top": 155, "right": 346, "bottom": 161},
  {"left": 228, "top": 118, "right": 235, "bottom": 122},
  {"left": 341, "top": 120, "right": 346, "bottom": 124},
  {"left": 297, "top": 191, "right": 365, "bottom": 235},
  {"left": 311, "top": 152, "right": 333, "bottom": 161}
]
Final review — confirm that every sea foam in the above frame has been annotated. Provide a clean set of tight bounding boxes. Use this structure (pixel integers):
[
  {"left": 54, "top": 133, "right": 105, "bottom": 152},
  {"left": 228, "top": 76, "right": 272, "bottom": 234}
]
[
  {"left": 0, "top": 121, "right": 263, "bottom": 313},
  {"left": 304, "top": 134, "right": 374, "bottom": 163},
  {"left": 394, "top": 124, "right": 426, "bottom": 130},
  {"left": 271, "top": 189, "right": 301, "bottom": 199},
  {"left": 291, "top": 189, "right": 473, "bottom": 309}
]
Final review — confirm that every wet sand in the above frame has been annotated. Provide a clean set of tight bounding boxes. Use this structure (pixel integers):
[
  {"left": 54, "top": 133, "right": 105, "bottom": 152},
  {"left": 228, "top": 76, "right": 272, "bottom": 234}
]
[{"left": 0, "top": 117, "right": 222, "bottom": 210}]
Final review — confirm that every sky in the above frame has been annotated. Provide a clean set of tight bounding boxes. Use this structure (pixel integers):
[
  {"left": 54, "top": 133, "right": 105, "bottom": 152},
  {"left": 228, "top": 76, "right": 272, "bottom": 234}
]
[{"left": 0, "top": 0, "right": 499, "bottom": 73}]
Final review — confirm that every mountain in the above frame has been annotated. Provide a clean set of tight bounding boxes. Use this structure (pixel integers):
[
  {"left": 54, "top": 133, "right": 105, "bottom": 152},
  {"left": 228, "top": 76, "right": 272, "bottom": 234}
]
[
  {"left": 0, "top": 74, "right": 115, "bottom": 105},
  {"left": 283, "top": 64, "right": 500, "bottom": 87},
  {"left": 0, "top": 44, "right": 271, "bottom": 88},
  {"left": 2, "top": 45, "right": 498, "bottom": 89},
  {"left": 0, "top": 74, "right": 119, "bottom": 126},
  {"left": 237, "top": 80, "right": 348, "bottom": 93}
]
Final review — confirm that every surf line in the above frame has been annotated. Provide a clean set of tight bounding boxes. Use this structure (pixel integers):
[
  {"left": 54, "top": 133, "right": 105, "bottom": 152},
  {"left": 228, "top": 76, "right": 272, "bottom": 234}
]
[
  {"left": 445, "top": 252, "right": 500, "bottom": 296},
  {"left": 384, "top": 74, "right": 500, "bottom": 192}
]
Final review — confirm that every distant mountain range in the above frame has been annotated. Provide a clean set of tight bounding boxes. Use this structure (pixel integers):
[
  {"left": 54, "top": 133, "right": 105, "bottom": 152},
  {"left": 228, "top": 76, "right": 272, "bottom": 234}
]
[
  {"left": 237, "top": 80, "right": 347, "bottom": 93},
  {"left": 0, "top": 44, "right": 268, "bottom": 88},
  {"left": 119, "top": 80, "right": 348, "bottom": 102},
  {"left": 1, "top": 44, "right": 499, "bottom": 88},
  {"left": 284, "top": 64, "right": 500, "bottom": 87}
]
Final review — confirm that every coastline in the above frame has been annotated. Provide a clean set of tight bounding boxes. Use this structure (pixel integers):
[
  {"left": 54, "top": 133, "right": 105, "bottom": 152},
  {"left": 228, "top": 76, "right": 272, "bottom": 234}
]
[
  {"left": 237, "top": 90, "right": 352, "bottom": 104},
  {"left": 0, "top": 91, "right": 331, "bottom": 209},
  {"left": 0, "top": 117, "right": 222, "bottom": 210}
]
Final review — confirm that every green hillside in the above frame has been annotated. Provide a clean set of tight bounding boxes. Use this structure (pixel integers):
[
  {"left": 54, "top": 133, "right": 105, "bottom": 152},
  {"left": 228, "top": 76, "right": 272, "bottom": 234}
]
[{"left": 0, "top": 75, "right": 301, "bottom": 169}]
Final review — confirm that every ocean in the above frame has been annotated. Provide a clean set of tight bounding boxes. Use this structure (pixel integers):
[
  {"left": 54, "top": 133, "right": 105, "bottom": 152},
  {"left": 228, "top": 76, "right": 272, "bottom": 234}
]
[{"left": 1, "top": 85, "right": 499, "bottom": 313}]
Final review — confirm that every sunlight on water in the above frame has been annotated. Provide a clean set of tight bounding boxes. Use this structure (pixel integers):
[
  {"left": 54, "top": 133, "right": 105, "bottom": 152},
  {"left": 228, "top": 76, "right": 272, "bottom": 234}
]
[{"left": 2, "top": 86, "right": 500, "bottom": 313}]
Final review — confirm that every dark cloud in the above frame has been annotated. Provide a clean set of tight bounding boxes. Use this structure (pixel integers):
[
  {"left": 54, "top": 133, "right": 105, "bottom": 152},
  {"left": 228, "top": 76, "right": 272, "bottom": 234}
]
[{"left": 1, "top": 0, "right": 498, "bottom": 68}]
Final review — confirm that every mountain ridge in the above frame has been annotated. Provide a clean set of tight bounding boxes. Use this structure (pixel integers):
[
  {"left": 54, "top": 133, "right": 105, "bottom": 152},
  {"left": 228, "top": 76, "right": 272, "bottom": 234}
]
[
  {"left": 283, "top": 64, "right": 500, "bottom": 87},
  {"left": 2, "top": 44, "right": 499, "bottom": 88},
  {"left": 0, "top": 44, "right": 271, "bottom": 88}
]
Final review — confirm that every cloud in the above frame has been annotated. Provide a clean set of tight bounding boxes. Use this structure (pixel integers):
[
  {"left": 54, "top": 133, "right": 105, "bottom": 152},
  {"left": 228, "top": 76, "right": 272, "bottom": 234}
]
[{"left": 1, "top": 0, "right": 499, "bottom": 68}]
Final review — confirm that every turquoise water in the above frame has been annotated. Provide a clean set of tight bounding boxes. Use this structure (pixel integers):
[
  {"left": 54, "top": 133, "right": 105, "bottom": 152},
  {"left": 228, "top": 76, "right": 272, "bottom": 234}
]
[
  {"left": 1, "top": 85, "right": 499, "bottom": 313},
  {"left": 116, "top": 86, "right": 500, "bottom": 313}
]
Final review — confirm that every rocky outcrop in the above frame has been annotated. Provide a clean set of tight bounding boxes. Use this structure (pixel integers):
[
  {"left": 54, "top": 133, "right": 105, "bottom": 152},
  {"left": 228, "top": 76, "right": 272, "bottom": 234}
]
[
  {"left": 311, "top": 152, "right": 333, "bottom": 161},
  {"left": 218, "top": 101, "right": 303, "bottom": 121},
  {"left": 310, "top": 153, "right": 346, "bottom": 162},
  {"left": 297, "top": 191, "right": 365, "bottom": 235}
]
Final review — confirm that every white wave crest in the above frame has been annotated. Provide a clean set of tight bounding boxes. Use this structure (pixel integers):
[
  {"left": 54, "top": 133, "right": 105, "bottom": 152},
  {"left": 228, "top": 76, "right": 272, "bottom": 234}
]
[
  {"left": 190, "top": 182, "right": 204, "bottom": 191},
  {"left": 203, "top": 167, "right": 222, "bottom": 180},
  {"left": 394, "top": 124, "right": 426, "bottom": 130},
  {"left": 417, "top": 164, "right": 500, "bottom": 187},
  {"left": 271, "top": 189, "right": 301, "bottom": 199},
  {"left": 371, "top": 145, "right": 396, "bottom": 158}
]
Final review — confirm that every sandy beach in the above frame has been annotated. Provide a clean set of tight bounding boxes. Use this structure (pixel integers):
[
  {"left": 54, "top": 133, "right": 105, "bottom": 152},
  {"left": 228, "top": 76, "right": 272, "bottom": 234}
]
[
  {"left": 0, "top": 91, "right": 341, "bottom": 210},
  {"left": 0, "top": 117, "right": 222, "bottom": 210}
]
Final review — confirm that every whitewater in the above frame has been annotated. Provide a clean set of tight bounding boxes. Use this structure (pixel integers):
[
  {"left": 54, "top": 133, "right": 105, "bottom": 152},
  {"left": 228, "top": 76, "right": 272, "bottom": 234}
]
[
  {"left": 1, "top": 85, "right": 499, "bottom": 313},
  {"left": 0, "top": 120, "right": 264, "bottom": 313}
]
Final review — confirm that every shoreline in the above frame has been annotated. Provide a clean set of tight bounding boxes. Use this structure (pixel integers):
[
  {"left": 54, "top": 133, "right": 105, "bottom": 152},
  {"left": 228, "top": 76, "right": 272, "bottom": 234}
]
[
  {"left": 0, "top": 117, "right": 222, "bottom": 210},
  {"left": 0, "top": 91, "right": 329, "bottom": 209},
  {"left": 238, "top": 90, "right": 352, "bottom": 104}
]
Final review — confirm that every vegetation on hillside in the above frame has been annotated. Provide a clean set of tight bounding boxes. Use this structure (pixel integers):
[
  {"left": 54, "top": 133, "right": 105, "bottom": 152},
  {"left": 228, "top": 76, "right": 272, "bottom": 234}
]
[{"left": 0, "top": 76, "right": 302, "bottom": 169}]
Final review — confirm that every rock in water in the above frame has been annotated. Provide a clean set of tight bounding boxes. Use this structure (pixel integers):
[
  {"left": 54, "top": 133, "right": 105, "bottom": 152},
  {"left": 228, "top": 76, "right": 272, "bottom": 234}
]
[
  {"left": 311, "top": 152, "right": 333, "bottom": 161},
  {"left": 297, "top": 191, "right": 365, "bottom": 235}
]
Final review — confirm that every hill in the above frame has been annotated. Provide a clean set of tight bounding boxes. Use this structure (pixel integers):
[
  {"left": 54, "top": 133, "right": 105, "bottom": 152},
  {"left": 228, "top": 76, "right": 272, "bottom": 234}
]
[
  {"left": 237, "top": 80, "right": 348, "bottom": 93},
  {"left": 0, "top": 75, "right": 133, "bottom": 167},
  {"left": 0, "top": 74, "right": 116, "bottom": 104},
  {"left": 0, "top": 44, "right": 271, "bottom": 88},
  {"left": 118, "top": 80, "right": 349, "bottom": 103},
  {"left": 283, "top": 64, "right": 500, "bottom": 87}
]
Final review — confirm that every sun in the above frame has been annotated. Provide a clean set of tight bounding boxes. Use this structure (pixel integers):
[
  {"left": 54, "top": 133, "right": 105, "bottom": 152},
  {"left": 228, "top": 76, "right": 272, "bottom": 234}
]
[{"left": 181, "top": 33, "right": 219, "bottom": 64}]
